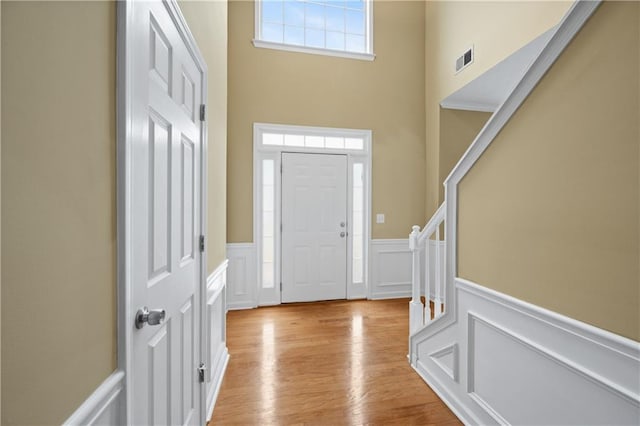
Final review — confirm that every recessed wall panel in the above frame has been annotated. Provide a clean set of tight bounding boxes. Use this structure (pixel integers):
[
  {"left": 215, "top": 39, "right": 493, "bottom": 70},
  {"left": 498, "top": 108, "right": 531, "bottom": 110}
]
[{"left": 468, "top": 315, "right": 640, "bottom": 425}]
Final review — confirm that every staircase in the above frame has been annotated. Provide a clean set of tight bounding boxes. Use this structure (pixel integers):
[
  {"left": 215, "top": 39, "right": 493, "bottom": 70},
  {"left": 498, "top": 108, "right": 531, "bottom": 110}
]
[{"left": 407, "top": 1, "right": 640, "bottom": 424}]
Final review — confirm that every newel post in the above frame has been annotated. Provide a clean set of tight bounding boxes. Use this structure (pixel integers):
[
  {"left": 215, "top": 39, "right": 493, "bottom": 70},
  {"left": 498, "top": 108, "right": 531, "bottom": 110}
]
[{"left": 409, "top": 225, "right": 423, "bottom": 335}]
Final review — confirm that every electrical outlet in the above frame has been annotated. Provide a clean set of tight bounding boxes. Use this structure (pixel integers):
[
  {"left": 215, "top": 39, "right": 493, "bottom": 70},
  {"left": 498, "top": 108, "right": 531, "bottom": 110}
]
[{"left": 376, "top": 214, "right": 385, "bottom": 224}]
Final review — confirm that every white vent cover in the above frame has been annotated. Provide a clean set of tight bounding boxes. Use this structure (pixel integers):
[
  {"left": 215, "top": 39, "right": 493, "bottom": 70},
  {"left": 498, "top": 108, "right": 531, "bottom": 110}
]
[{"left": 455, "top": 46, "right": 474, "bottom": 74}]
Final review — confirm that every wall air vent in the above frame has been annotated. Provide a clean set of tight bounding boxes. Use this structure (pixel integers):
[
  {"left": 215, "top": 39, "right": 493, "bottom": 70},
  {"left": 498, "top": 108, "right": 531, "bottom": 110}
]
[{"left": 455, "top": 46, "right": 474, "bottom": 74}]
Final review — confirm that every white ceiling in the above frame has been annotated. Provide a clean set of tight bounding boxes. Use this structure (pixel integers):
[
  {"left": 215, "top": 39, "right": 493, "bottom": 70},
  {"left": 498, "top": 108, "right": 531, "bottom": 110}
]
[{"left": 440, "top": 26, "right": 557, "bottom": 113}]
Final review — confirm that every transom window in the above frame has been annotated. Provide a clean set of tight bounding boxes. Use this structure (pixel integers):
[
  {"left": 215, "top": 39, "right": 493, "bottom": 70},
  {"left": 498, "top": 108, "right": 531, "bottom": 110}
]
[{"left": 254, "top": 0, "right": 374, "bottom": 61}]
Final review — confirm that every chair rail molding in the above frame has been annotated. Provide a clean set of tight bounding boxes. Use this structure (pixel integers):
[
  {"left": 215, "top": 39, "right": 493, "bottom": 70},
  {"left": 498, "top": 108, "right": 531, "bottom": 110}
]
[
  {"left": 62, "top": 371, "right": 126, "bottom": 426},
  {"left": 413, "top": 278, "right": 640, "bottom": 425}
]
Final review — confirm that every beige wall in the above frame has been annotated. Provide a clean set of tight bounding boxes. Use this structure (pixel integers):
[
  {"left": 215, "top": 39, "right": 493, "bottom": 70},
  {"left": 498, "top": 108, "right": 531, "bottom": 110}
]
[
  {"left": 180, "top": 0, "right": 229, "bottom": 273},
  {"left": 1, "top": 2, "right": 116, "bottom": 424},
  {"left": 228, "top": 0, "right": 426, "bottom": 242},
  {"left": 457, "top": 2, "right": 640, "bottom": 341},
  {"left": 425, "top": 1, "right": 572, "bottom": 217},
  {"left": 0, "top": 3, "right": 3, "bottom": 421},
  {"left": 438, "top": 108, "right": 490, "bottom": 203}
]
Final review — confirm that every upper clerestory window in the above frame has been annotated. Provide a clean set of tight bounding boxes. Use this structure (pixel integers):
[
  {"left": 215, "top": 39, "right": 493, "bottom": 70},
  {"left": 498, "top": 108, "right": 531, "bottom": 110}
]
[{"left": 253, "top": 0, "right": 375, "bottom": 61}]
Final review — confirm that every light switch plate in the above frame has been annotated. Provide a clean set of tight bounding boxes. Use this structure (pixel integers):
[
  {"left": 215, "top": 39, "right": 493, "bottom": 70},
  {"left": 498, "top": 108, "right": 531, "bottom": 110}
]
[{"left": 376, "top": 214, "right": 385, "bottom": 224}]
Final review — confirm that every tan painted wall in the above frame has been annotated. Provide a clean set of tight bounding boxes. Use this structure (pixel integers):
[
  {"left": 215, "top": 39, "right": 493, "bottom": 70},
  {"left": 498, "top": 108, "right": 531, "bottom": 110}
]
[
  {"left": 425, "top": 1, "right": 572, "bottom": 217},
  {"left": 457, "top": 2, "right": 640, "bottom": 341},
  {"left": 180, "top": 0, "right": 229, "bottom": 273},
  {"left": 228, "top": 0, "right": 426, "bottom": 242},
  {"left": 438, "top": 108, "right": 490, "bottom": 203},
  {"left": 0, "top": 3, "right": 3, "bottom": 421},
  {"left": 1, "top": 2, "right": 117, "bottom": 424}
]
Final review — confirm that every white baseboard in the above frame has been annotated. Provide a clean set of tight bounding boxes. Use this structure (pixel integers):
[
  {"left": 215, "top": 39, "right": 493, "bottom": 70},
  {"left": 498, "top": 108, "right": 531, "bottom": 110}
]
[
  {"left": 63, "top": 370, "right": 125, "bottom": 426},
  {"left": 226, "top": 243, "right": 257, "bottom": 310},
  {"left": 206, "top": 347, "right": 229, "bottom": 421},
  {"left": 369, "top": 239, "right": 412, "bottom": 300},
  {"left": 411, "top": 278, "right": 640, "bottom": 425}
]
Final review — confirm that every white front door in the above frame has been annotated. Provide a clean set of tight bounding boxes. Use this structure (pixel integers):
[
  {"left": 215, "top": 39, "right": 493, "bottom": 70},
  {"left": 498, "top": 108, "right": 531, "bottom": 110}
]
[
  {"left": 281, "top": 153, "right": 348, "bottom": 303},
  {"left": 129, "top": 2, "right": 204, "bottom": 425}
]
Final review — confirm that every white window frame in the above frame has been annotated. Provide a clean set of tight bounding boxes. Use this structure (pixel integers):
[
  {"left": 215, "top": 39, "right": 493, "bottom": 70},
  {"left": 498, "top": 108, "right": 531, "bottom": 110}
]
[
  {"left": 253, "top": 0, "right": 375, "bottom": 61},
  {"left": 253, "top": 122, "right": 372, "bottom": 306}
]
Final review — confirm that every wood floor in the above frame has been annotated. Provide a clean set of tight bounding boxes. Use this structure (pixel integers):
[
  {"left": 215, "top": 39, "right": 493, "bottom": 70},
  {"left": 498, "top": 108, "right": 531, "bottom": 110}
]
[{"left": 210, "top": 298, "right": 462, "bottom": 425}]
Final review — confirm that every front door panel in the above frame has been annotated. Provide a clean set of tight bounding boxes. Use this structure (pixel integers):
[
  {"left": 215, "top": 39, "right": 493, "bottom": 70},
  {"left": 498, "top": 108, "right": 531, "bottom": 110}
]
[{"left": 281, "top": 153, "right": 347, "bottom": 303}]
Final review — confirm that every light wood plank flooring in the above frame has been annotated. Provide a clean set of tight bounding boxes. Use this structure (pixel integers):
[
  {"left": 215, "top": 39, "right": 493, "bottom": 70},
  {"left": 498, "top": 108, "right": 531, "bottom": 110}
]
[{"left": 210, "top": 298, "right": 461, "bottom": 425}]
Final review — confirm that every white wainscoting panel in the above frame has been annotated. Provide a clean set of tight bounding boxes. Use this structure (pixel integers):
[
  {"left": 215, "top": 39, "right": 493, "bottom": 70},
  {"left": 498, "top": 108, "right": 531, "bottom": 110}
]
[
  {"left": 370, "top": 239, "right": 445, "bottom": 300},
  {"left": 63, "top": 370, "right": 125, "bottom": 426},
  {"left": 369, "top": 239, "right": 412, "bottom": 299},
  {"left": 412, "top": 278, "right": 640, "bottom": 425},
  {"left": 205, "top": 260, "right": 230, "bottom": 421},
  {"left": 226, "top": 243, "right": 257, "bottom": 310}
]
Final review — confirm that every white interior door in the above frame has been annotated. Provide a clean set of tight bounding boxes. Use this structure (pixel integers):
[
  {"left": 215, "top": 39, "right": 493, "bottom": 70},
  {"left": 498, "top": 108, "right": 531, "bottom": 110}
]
[
  {"left": 129, "top": 2, "right": 203, "bottom": 425},
  {"left": 281, "top": 153, "right": 348, "bottom": 303}
]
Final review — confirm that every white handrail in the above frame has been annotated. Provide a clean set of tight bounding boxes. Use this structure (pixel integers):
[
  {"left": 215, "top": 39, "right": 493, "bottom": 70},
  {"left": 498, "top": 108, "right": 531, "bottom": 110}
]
[
  {"left": 409, "top": 202, "right": 446, "bottom": 335},
  {"left": 417, "top": 203, "right": 445, "bottom": 244}
]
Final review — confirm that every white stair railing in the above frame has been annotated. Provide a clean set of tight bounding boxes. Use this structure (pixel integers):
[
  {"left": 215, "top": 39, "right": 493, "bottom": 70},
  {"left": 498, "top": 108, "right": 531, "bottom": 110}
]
[{"left": 409, "top": 203, "right": 446, "bottom": 335}]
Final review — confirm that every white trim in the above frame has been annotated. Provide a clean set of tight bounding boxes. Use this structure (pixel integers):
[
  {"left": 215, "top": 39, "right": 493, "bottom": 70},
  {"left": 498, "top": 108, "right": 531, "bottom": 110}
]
[
  {"left": 206, "top": 351, "right": 229, "bottom": 421},
  {"left": 226, "top": 243, "right": 258, "bottom": 310},
  {"left": 456, "top": 278, "right": 640, "bottom": 361},
  {"left": 115, "top": 3, "right": 133, "bottom": 421},
  {"left": 253, "top": 123, "right": 372, "bottom": 306},
  {"left": 252, "top": 39, "right": 376, "bottom": 61},
  {"left": 412, "top": 278, "right": 640, "bottom": 425},
  {"left": 207, "top": 259, "right": 229, "bottom": 291},
  {"left": 117, "top": 1, "right": 209, "bottom": 424},
  {"left": 412, "top": 361, "right": 481, "bottom": 426},
  {"left": 411, "top": 0, "right": 603, "bottom": 348},
  {"left": 253, "top": 0, "right": 375, "bottom": 61},
  {"left": 370, "top": 239, "right": 412, "bottom": 300},
  {"left": 439, "top": 99, "right": 497, "bottom": 113},
  {"left": 444, "top": 1, "right": 601, "bottom": 187},
  {"left": 63, "top": 371, "right": 126, "bottom": 426},
  {"left": 409, "top": 2, "right": 626, "bottom": 424},
  {"left": 204, "top": 259, "right": 230, "bottom": 421}
]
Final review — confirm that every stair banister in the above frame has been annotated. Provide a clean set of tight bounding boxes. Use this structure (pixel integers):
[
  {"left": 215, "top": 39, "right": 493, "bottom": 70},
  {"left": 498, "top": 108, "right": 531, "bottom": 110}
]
[
  {"left": 409, "top": 203, "right": 446, "bottom": 335},
  {"left": 409, "top": 225, "right": 423, "bottom": 335}
]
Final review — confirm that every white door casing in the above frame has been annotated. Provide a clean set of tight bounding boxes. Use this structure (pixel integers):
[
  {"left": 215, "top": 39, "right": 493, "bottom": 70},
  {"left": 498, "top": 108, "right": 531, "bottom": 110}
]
[
  {"left": 281, "top": 153, "right": 348, "bottom": 302},
  {"left": 253, "top": 123, "right": 372, "bottom": 306},
  {"left": 122, "top": 1, "right": 207, "bottom": 425}
]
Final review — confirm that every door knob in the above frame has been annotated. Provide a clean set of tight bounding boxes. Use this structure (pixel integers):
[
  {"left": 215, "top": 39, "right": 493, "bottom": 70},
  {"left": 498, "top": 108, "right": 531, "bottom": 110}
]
[
  {"left": 340, "top": 231, "right": 346, "bottom": 238},
  {"left": 135, "top": 307, "right": 166, "bottom": 329},
  {"left": 340, "top": 222, "right": 346, "bottom": 228}
]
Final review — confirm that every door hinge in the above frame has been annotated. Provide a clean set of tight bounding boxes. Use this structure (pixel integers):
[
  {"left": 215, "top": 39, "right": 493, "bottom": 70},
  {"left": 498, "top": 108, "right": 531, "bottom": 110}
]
[
  {"left": 198, "top": 363, "right": 207, "bottom": 383},
  {"left": 280, "top": 163, "right": 283, "bottom": 174},
  {"left": 199, "top": 235, "right": 205, "bottom": 252},
  {"left": 200, "top": 104, "right": 206, "bottom": 122},
  {"left": 280, "top": 282, "right": 282, "bottom": 292}
]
